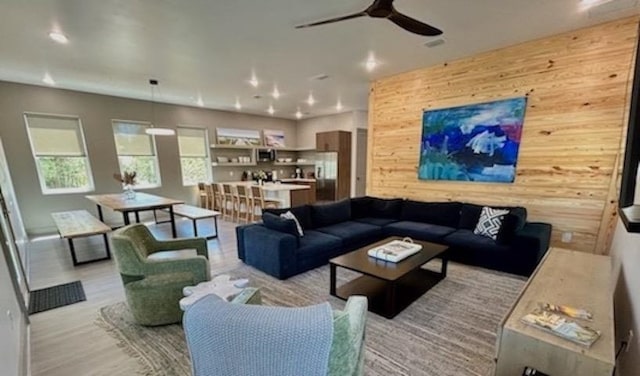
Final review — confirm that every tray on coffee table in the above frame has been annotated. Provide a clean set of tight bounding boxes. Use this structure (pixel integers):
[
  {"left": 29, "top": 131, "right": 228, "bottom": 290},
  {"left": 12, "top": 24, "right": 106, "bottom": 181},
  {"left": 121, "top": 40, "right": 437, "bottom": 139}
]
[{"left": 329, "top": 236, "right": 449, "bottom": 319}]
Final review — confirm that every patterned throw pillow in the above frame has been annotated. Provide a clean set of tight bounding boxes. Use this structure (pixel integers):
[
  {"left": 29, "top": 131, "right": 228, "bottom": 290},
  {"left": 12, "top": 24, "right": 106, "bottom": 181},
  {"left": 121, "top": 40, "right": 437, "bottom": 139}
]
[
  {"left": 280, "top": 211, "right": 304, "bottom": 237},
  {"left": 474, "top": 206, "right": 510, "bottom": 240}
]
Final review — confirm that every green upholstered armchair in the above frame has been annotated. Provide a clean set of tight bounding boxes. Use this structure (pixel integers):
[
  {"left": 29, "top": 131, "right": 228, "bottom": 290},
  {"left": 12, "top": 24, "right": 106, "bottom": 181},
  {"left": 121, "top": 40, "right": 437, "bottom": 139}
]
[{"left": 111, "top": 224, "right": 210, "bottom": 326}]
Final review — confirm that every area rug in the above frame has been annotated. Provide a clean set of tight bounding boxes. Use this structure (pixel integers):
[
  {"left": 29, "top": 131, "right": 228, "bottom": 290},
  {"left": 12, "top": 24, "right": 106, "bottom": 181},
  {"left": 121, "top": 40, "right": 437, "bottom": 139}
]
[
  {"left": 96, "top": 262, "right": 526, "bottom": 376},
  {"left": 29, "top": 280, "right": 86, "bottom": 314}
]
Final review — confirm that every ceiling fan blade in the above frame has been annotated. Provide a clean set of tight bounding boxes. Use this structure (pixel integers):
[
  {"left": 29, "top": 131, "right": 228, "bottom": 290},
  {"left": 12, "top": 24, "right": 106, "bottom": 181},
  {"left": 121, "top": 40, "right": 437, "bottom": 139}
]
[
  {"left": 387, "top": 9, "right": 442, "bottom": 36},
  {"left": 295, "top": 11, "right": 367, "bottom": 29}
]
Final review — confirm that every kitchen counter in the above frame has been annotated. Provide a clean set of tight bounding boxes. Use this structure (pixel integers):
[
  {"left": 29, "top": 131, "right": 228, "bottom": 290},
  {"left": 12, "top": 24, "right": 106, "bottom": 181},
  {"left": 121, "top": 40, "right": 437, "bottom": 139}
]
[
  {"left": 280, "top": 178, "right": 316, "bottom": 183},
  {"left": 228, "top": 181, "right": 310, "bottom": 190}
]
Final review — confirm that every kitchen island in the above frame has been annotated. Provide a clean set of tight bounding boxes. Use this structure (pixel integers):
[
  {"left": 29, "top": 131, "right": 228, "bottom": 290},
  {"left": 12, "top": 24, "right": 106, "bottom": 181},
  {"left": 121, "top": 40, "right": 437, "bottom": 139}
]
[{"left": 228, "top": 181, "right": 311, "bottom": 208}]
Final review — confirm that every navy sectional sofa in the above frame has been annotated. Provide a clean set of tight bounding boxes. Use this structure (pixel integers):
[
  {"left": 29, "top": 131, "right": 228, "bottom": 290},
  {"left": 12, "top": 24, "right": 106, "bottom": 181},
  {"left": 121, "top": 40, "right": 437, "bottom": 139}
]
[{"left": 236, "top": 197, "right": 552, "bottom": 280}]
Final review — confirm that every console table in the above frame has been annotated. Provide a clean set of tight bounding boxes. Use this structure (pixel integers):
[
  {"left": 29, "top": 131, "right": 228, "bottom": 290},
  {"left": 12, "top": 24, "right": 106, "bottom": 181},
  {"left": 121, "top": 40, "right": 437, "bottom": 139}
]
[{"left": 494, "top": 248, "right": 614, "bottom": 376}]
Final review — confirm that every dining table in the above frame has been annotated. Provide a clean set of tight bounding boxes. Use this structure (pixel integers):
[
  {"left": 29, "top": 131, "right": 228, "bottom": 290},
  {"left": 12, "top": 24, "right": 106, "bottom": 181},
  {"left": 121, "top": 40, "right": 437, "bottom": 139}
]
[{"left": 85, "top": 192, "right": 184, "bottom": 238}]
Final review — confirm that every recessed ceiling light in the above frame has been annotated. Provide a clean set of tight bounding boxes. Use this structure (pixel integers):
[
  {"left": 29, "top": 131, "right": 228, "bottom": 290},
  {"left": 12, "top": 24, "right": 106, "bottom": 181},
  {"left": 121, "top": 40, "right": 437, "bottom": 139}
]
[
  {"left": 48, "top": 31, "right": 68, "bottom": 44},
  {"left": 234, "top": 98, "right": 242, "bottom": 110},
  {"left": 249, "top": 71, "right": 259, "bottom": 88},
  {"left": 306, "top": 93, "right": 316, "bottom": 106},
  {"left": 42, "top": 73, "right": 55, "bottom": 86},
  {"left": 336, "top": 99, "right": 344, "bottom": 111},
  {"left": 196, "top": 96, "right": 204, "bottom": 107},
  {"left": 365, "top": 53, "right": 378, "bottom": 72},
  {"left": 272, "top": 86, "right": 281, "bottom": 99},
  {"left": 267, "top": 105, "right": 275, "bottom": 115},
  {"left": 295, "top": 109, "right": 303, "bottom": 119}
]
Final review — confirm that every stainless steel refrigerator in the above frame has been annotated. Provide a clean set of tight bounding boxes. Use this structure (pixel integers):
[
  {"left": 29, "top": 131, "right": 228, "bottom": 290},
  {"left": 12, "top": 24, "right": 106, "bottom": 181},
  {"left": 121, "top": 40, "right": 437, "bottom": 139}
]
[{"left": 315, "top": 151, "right": 338, "bottom": 202}]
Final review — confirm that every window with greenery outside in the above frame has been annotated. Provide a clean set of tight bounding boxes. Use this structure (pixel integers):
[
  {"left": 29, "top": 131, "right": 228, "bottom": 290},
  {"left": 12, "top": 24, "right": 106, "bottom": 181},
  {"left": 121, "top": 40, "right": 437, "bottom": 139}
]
[
  {"left": 24, "top": 114, "right": 94, "bottom": 194},
  {"left": 177, "top": 127, "right": 211, "bottom": 186}
]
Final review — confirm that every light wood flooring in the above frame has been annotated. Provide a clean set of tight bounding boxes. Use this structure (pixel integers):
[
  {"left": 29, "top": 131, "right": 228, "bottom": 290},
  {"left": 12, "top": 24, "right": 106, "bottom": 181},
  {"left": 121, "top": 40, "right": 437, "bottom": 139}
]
[{"left": 29, "top": 217, "right": 243, "bottom": 376}]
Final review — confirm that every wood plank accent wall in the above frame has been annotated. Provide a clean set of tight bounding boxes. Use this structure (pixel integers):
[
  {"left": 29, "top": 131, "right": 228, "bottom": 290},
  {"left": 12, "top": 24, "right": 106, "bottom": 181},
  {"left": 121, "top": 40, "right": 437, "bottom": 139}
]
[{"left": 367, "top": 17, "right": 639, "bottom": 254}]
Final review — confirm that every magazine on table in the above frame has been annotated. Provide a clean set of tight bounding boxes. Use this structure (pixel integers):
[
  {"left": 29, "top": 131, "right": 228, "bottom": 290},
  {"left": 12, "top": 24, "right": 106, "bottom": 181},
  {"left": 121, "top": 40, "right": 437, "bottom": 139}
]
[
  {"left": 367, "top": 238, "right": 422, "bottom": 263},
  {"left": 520, "top": 308, "right": 600, "bottom": 347}
]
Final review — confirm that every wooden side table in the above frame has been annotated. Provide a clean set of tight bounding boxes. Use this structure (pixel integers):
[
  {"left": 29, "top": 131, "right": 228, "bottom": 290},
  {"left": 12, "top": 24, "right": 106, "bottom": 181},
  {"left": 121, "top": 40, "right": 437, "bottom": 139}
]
[{"left": 494, "top": 248, "right": 614, "bottom": 376}]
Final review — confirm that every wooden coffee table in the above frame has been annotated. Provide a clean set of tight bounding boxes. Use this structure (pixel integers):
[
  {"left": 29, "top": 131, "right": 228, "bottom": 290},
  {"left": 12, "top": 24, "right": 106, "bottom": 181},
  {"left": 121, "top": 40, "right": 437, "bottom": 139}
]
[{"left": 330, "top": 236, "right": 449, "bottom": 319}]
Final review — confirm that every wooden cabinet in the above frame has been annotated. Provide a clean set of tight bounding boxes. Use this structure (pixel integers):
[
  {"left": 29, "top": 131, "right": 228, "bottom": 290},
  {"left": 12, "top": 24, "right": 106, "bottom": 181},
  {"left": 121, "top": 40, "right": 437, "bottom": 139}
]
[
  {"left": 494, "top": 248, "right": 614, "bottom": 376},
  {"left": 316, "top": 131, "right": 351, "bottom": 201}
]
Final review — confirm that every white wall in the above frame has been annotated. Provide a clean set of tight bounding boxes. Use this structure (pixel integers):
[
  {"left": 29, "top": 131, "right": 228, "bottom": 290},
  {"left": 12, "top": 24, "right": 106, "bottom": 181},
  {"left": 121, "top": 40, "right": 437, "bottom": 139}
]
[
  {"left": 0, "top": 81, "right": 297, "bottom": 234},
  {"left": 610, "top": 219, "right": 640, "bottom": 376},
  {"left": 0, "top": 245, "right": 28, "bottom": 376},
  {"left": 296, "top": 110, "right": 367, "bottom": 196}
]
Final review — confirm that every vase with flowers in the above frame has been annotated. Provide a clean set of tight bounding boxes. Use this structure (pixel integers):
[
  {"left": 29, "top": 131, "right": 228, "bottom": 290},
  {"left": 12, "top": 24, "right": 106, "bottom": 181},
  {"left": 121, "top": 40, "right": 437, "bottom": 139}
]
[
  {"left": 255, "top": 170, "right": 267, "bottom": 186},
  {"left": 114, "top": 171, "right": 137, "bottom": 200}
]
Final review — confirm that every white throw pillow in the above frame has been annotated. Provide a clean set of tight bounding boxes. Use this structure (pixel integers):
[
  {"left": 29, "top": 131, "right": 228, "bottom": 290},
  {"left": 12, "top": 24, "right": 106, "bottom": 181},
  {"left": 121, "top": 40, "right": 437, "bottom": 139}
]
[
  {"left": 280, "top": 211, "right": 304, "bottom": 237},
  {"left": 474, "top": 206, "right": 509, "bottom": 240}
]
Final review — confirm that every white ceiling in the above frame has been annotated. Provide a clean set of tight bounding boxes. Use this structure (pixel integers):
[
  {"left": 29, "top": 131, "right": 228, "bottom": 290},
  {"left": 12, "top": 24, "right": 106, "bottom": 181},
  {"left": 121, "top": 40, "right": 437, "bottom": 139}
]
[{"left": 0, "top": 0, "right": 638, "bottom": 120}]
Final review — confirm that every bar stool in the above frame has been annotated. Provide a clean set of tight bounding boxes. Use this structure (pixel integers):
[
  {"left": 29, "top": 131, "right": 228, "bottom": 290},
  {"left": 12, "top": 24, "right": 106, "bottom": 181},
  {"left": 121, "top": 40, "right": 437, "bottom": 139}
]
[
  {"left": 250, "top": 185, "right": 280, "bottom": 222},
  {"left": 236, "top": 185, "right": 251, "bottom": 223},
  {"left": 197, "top": 182, "right": 207, "bottom": 208},
  {"left": 203, "top": 183, "right": 215, "bottom": 210},
  {"left": 221, "top": 184, "right": 236, "bottom": 221},
  {"left": 211, "top": 183, "right": 223, "bottom": 212}
]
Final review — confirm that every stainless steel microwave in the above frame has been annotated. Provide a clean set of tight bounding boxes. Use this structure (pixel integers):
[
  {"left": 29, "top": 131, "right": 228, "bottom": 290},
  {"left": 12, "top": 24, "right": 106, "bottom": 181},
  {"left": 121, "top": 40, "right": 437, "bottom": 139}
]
[{"left": 257, "top": 149, "right": 276, "bottom": 162}]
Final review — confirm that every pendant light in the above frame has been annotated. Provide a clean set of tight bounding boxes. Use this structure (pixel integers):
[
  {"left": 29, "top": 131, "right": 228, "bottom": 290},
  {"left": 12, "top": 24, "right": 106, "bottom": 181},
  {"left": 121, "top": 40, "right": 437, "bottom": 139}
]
[{"left": 145, "top": 79, "right": 175, "bottom": 136}]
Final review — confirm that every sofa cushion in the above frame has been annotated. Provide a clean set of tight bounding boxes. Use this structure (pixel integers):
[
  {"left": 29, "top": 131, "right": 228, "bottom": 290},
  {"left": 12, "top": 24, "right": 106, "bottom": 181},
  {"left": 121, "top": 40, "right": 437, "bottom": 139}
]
[
  {"left": 473, "top": 207, "right": 510, "bottom": 240},
  {"left": 280, "top": 211, "right": 304, "bottom": 237},
  {"left": 384, "top": 221, "right": 456, "bottom": 242},
  {"left": 351, "top": 196, "right": 403, "bottom": 219},
  {"left": 443, "top": 229, "right": 510, "bottom": 253},
  {"left": 354, "top": 217, "right": 399, "bottom": 227},
  {"left": 315, "top": 221, "right": 381, "bottom": 248},
  {"left": 459, "top": 203, "right": 527, "bottom": 244},
  {"left": 296, "top": 230, "right": 343, "bottom": 268},
  {"left": 262, "top": 213, "right": 299, "bottom": 238},
  {"left": 264, "top": 205, "right": 313, "bottom": 230},
  {"left": 311, "top": 199, "right": 352, "bottom": 228},
  {"left": 400, "top": 201, "right": 462, "bottom": 228}
]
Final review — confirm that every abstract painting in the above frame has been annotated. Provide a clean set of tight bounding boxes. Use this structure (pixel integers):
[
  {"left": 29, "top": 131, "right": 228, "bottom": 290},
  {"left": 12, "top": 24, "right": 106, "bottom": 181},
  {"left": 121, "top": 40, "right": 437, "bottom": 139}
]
[{"left": 418, "top": 97, "right": 527, "bottom": 183}]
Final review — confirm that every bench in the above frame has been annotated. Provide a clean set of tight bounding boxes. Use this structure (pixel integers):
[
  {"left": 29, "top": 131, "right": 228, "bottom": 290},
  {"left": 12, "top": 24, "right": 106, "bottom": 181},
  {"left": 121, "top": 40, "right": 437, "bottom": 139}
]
[
  {"left": 154, "top": 204, "right": 220, "bottom": 239},
  {"left": 51, "top": 210, "right": 111, "bottom": 266}
]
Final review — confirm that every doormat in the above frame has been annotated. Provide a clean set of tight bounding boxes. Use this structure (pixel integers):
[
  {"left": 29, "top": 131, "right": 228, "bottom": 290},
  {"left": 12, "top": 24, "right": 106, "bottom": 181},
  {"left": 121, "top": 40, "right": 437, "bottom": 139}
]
[{"left": 28, "top": 280, "right": 86, "bottom": 314}]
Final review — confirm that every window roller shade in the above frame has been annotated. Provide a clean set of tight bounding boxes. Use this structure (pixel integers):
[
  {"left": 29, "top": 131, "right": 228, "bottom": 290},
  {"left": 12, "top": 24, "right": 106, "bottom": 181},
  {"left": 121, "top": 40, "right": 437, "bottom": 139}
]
[{"left": 26, "top": 115, "right": 84, "bottom": 156}]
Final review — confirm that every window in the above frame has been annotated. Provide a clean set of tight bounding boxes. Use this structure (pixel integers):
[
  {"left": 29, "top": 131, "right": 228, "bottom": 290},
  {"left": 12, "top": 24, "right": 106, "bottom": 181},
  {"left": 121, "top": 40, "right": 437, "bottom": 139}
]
[
  {"left": 24, "top": 113, "right": 94, "bottom": 194},
  {"left": 112, "top": 121, "right": 161, "bottom": 188},
  {"left": 177, "top": 127, "right": 211, "bottom": 186}
]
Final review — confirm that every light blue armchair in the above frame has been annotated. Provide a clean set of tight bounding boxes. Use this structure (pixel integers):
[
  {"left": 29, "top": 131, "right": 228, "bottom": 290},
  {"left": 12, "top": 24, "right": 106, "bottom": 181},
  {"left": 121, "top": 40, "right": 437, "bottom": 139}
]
[{"left": 183, "top": 295, "right": 368, "bottom": 376}]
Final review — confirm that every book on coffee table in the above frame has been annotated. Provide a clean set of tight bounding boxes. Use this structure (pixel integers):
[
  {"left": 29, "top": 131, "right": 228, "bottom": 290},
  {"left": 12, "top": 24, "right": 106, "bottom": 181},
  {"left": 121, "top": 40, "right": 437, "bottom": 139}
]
[{"left": 367, "top": 238, "right": 422, "bottom": 263}]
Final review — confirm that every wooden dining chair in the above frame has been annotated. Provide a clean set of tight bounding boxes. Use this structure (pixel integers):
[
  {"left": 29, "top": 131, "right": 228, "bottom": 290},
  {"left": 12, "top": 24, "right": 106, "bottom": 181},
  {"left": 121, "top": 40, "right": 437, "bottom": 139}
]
[
  {"left": 250, "top": 185, "right": 280, "bottom": 222},
  {"left": 235, "top": 185, "right": 251, "bottom": 223}
]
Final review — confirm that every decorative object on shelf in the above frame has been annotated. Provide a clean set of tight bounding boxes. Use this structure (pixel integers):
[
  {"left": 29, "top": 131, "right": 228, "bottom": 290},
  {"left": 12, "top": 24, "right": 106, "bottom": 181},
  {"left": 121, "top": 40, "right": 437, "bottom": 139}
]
[
  {"left": 419, "top": 97, "right": 527, "bottom": 183},
  {"left": 114, "top": 171, "right": 137, "bottom": 200},
  {"left": 144, "top": 79, "right": 175, "bottom": 136},
  {"left": 216, "top": 128, "right": 261, "bottom": 146},
  {"left": 263, "top": 129, "right": 286, "bottom": 148}
]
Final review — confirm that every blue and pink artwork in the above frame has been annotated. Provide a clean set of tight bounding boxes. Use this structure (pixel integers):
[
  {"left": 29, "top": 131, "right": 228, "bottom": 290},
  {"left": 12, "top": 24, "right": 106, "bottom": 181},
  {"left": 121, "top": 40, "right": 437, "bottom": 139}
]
[{"left": 418, "top": 97, "right": 527, "bottom": 183}]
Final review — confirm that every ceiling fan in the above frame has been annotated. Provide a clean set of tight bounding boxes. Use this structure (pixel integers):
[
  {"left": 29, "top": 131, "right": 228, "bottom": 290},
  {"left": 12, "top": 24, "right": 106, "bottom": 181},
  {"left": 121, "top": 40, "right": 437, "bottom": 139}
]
[{"left": 295, "top": 0, "right": 442, "bottom": 37}]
